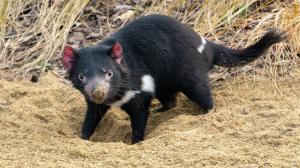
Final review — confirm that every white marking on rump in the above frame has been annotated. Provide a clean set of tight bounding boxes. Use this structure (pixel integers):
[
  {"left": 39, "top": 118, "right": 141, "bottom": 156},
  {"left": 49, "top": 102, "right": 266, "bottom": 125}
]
[
  {"left": 141, "top": 75, "right": 155, "bottom": 94},
  {"left": 197, "top": 36, "right": 207, "bottom": 54},
  {"left": 109, "top": 90, "right": 140, "bottom": 107}
]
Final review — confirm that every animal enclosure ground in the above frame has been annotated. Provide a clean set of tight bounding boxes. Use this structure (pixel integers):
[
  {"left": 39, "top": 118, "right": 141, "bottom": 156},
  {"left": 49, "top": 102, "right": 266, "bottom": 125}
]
[{"left": 0, "top": 71, "right": 299, "bottom": 167}]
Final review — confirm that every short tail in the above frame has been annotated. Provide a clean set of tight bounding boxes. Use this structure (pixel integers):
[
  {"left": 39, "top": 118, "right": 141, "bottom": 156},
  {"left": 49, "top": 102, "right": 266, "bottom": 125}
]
[{"left": 211, "top": 29, "right": 286, "bottom": 67}]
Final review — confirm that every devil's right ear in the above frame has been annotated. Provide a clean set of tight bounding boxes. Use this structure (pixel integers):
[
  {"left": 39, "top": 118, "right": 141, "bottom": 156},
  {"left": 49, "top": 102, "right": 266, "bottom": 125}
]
[{"left": 62, "top": 45, "right": 76, "bottom": 71}]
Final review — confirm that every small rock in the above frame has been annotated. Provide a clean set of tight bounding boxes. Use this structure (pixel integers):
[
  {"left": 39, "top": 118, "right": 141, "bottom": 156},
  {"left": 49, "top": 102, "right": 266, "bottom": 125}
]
[
  {"left": 115, "top": 5, "right": 134, "bottom": 11},
  {"left": 31, "top": 74, "right": 39, "bottom": 83},
  {"left": 113, "top": 10, "right": 135, "bottom": 22},
  {"left": 68, "top": 32, "right": 85, "bottom": 46},
  {"left": 0, "top": 63, "right": 10, "bottom": 70},
  {"left": 86, "top": 32, "right": 101, "bottom": 40}
]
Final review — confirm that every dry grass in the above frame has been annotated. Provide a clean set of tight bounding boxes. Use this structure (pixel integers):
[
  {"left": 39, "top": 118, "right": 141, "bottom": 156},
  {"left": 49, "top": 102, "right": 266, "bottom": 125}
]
[
  {"left": 0, "top": 1, "right": 299, "bottom": 166},
  {"left": 0, "top": 0, "right": 299, "bottom": 79},
  {"left": 0, "top": 0, "right": 89, "bottom": 78}
]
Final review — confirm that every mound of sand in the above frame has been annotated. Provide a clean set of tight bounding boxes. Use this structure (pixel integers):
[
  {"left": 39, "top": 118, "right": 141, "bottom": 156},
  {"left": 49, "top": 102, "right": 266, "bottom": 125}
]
[{"left": 0, "top": 72, "right": 299, "bottom": 167}]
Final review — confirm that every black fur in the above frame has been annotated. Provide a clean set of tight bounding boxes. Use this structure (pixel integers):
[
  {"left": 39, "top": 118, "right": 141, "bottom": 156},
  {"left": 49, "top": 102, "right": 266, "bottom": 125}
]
[{"left": 65, "top": 14, "right": 285, "bottom": 144}]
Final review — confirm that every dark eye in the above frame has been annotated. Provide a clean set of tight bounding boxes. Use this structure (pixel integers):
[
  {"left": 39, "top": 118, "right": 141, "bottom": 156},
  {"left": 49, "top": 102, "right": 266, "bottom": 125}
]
[
  {"left": 78, "top": 73, "right": 86, "bottom": 82},
  {"left": 107, "top": 70, "right": 113, "bottom": 77}
]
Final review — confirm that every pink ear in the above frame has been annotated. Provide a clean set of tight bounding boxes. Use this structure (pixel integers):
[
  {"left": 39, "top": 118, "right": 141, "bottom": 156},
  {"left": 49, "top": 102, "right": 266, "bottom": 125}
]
[
  {"left": 62, "top": 45, "right": 75, "bottom": 70},
  {"left": 111, "top": 41, "right": 123, "bottom": 64}
]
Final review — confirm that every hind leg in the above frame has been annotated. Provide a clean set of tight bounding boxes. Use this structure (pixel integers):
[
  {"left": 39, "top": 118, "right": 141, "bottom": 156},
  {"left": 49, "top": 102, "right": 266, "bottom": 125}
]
[
  {"left": 180, "top": 75, "right": 214, "bottom": 113},
  {"left": 154, "top": 91, "right": 177, "bottom": 112}
]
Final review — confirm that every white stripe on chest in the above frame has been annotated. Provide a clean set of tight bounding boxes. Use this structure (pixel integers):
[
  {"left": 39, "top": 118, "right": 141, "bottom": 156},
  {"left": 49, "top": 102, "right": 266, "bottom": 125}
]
[
  {"left": 197, "top": 36, "right": 207, "bottom": 54},
  {"left": 109, "top": 90, "right": 140, "bottom": 107},
  {"left": 109, "top": 74, "right": 155, "bottom": 107}
]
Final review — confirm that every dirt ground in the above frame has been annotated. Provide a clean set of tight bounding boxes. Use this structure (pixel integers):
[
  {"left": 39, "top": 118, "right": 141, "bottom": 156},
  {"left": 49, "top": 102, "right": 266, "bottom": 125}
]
[{"left": 0, "top": 70, "right": 299, "bottom": 167}]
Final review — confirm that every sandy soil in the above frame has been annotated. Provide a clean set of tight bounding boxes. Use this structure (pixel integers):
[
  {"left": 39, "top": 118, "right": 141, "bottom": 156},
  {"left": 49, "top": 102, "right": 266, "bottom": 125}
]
[{"left": 0, "top": 71, "right": 299, "bottom": 167}]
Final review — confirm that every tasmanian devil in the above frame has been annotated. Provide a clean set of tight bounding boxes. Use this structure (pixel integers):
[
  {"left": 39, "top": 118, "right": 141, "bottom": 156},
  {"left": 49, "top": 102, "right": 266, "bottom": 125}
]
[{"left": 62, "top": 14, "right": 285, "bottom": 144}]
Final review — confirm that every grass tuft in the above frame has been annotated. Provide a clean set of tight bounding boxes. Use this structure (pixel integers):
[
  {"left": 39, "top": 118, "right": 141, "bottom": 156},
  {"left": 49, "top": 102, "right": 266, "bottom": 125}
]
[
  {"left": 0, "top": 0, "right": 89, "bottom": 78},
  {"left": 0, "top": 0, "right": 299, "bottom": 79}
]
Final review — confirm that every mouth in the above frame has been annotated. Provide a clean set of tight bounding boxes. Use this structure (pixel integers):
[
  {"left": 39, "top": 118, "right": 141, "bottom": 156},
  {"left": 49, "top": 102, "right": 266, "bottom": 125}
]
[
  {"left": 89, "top": 93, "right": 107, "bottom": 104},
  {"left": 84, "top": 92, "right": 106, "bottom": 104},
  {"left": 92, "top": 98, "right": 105, "bottom": 104}
]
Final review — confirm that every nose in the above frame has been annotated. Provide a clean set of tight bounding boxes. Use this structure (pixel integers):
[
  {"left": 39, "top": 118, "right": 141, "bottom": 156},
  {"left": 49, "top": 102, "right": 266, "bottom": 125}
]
[{"left": 92, "top": 88, "right": 104, "bottom": 102}]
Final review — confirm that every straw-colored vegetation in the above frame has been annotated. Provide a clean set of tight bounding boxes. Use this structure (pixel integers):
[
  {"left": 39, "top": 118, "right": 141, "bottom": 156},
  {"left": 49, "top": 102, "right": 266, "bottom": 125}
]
[
  {"left": 0, "top": 0, "right": 89, "bottom": 77},
  {"left": 0, "top": 1, "right": 300, "bottom": 167},
  {"left": 0, "top": 0, "right": 299, "bottom": 79}
]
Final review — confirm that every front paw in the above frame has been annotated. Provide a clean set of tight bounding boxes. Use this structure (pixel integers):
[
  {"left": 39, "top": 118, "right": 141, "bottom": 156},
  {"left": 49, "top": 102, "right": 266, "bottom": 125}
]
[
  {"left": 132, "top": 135, "right": 144, "bottom": 144},
  {"left": 81, "top": 134, "right": 91, "bottom": 140}
]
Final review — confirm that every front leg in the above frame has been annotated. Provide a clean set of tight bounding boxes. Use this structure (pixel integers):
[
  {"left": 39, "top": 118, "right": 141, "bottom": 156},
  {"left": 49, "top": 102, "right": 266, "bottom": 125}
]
[
  {"left": 122, "top": 94, "right": 151, "bottom": 144},
  {"left": 81, "top": 101, "right": 109, "bottom": 140}
]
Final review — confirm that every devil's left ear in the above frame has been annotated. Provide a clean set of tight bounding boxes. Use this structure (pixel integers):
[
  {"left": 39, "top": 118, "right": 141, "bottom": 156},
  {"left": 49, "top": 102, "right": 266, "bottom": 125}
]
[
  {"left": 62, "top": 45, "right": 76, "bottom": 71},
  {"left": 111, "top": 41, "right": 123, "bottom": 64}
]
